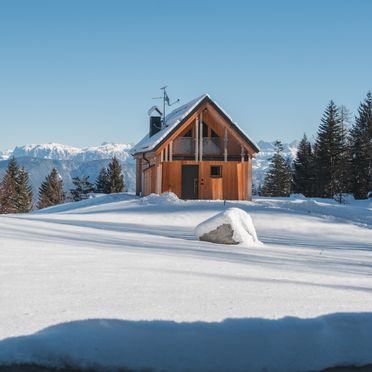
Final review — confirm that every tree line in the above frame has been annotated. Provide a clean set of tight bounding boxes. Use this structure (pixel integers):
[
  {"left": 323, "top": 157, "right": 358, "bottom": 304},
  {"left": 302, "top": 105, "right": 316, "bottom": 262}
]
[
  {"left": 0, "top": 157, "right": 125, "bottom": 214},
  {"left": 261, "top": 91, "right": 372, "bottom": 200}
]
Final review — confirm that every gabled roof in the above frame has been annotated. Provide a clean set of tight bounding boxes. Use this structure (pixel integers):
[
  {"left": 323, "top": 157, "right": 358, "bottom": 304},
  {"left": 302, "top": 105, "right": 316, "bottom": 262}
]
[{"left": 131, "top": 94, "right": 260, "bottom": 155}]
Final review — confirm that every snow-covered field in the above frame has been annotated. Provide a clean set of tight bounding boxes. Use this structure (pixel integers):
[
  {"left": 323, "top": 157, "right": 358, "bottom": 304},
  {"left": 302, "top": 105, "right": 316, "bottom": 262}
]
[{"left": 0, "top": 193, "right": 371, "bottom": 371}]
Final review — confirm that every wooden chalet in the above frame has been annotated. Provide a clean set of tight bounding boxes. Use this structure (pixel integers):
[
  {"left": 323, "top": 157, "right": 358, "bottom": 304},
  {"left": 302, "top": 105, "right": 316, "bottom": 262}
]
[{"left": 131, "top": 94, "right": 259, "bottom": 200}]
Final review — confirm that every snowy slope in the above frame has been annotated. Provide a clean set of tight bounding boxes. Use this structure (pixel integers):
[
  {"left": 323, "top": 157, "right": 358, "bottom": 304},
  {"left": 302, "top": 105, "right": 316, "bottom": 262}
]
[{"left": 0, "top": 194, "right": 371, "bottom": 371}]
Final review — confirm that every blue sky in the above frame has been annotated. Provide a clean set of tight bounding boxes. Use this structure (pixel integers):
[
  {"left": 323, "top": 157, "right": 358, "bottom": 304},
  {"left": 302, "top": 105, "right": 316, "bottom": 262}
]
[{"left": 0, "top": 0, "right": 371, "bottom": 150}]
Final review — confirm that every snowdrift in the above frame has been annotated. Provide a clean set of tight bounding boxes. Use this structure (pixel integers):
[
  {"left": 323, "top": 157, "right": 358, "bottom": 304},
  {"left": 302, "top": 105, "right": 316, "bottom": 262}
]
[
  {"left": 0, "top": 313, "right": 372, "bottom": 372},
  {"left": 141, "top": 192, "right": 182, "bottom": 205},
  {"left": 195, "top": 208, "right": 261, "bottom": 246}
]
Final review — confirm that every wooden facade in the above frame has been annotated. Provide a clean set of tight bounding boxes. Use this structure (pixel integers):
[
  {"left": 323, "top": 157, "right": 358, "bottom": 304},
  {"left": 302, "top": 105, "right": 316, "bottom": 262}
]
[{"left": 132, "top": 95, "right": 259, "bottom": 201}]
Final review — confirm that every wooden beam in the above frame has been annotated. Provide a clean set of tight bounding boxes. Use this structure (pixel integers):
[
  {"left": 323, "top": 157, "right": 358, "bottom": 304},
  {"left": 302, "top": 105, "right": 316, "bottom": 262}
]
[
  {"left": 224, "top": 128, "right": 228, "bottom": 162},
  {"left": 136, "top": 158, "right": 142, "bottom": 196},
  {"left": 247, "top": 155, "right": 252, "bottom": 200},
  {"left": 169, "top": 141, "right": 173, "bottom": 162},
  {"left": 199, "top": 111, "right": 203, "bottom": 161},
  {"left": 195, "top": 117, "right": 199, "bottom": 161},
  {"left": 241, "top": 145, "right": 245, "bottom": 163},
  {"left": 156, "top": 157, "right": 162, "bottom": 194},
  {"left": 237, "top": 162, "right": 242, "bottom": 200}
]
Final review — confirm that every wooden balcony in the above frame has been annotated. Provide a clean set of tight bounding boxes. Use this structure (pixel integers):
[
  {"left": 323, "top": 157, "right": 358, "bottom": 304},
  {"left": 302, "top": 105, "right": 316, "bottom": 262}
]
[{"left": 173, "top": 137, "right": 222, "bottom": 156}]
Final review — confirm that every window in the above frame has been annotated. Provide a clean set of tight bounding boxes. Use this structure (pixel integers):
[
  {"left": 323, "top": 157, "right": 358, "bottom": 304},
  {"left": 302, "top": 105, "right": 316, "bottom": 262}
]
[
  {"left": 211, "top": 129, "right": 219, "bottom": 138},
  {"left": 210, "top": 166, "right": 222, "bottom": 178},
  {"left": 202, "top": 122, "right": 208, "bottom": 138}
]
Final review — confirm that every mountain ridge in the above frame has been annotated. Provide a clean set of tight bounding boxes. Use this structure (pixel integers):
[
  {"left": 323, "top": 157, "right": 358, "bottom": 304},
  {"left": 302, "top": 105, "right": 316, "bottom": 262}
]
[{"left": 1, "top": 142, "right": 133, "bottom": 162}]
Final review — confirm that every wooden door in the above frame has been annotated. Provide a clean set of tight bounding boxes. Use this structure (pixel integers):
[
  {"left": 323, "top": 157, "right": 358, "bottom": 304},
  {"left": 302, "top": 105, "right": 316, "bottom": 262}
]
[{"left": 181, "top": 165, "right": 199, "bottom": 199}]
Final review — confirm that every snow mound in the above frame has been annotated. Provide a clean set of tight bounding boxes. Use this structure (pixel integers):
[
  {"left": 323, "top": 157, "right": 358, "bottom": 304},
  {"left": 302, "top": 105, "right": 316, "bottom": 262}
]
[
  {"left": 289, "top": 193, "right": 307, "bottom": 200},
  {"left": 1, "top": 314, "right": 372, "bottom": 372},
  {"left": 334, "top": 193, "right": 355, "bottom": 204},
  {"left": 141, "top": 192, "right": 182, "bottom": 205},
  {"left": 195, "top": 208, "right": 261, "bottom": 246}
]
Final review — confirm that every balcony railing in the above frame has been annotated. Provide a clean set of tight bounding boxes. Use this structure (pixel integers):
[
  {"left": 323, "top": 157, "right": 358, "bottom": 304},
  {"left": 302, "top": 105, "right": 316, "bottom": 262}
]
[
  {"left": 203, "top": 138, "right": 222, "bottom": 155},
  {"left": 173, "top": 137, "right": 195, "bottom": 155},
  {"left": 173, "top": 137, "right": 222, "bottom": 156}
]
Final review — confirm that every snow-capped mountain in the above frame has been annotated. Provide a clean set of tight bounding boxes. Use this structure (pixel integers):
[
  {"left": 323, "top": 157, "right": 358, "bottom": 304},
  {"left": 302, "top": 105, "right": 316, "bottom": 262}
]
[
  {"left": 0, "top": 149, "right": 12, "bottom": 161},
  {"left": 0, "top": 140, "right": 298, "bottom": 198},
  {"left": 0, "top": 143, "right": 136, "bottom": 200},
  {"left": 10, "top": 142, "right": 133, "bottom": 162}
]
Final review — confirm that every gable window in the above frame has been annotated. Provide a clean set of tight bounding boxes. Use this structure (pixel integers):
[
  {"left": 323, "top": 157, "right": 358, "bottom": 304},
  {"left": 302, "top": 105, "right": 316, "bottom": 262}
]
[
  {"left": 202, "top": 122, "right": 208, "bottom": 138},
  {"left": 210, "top": 165, "right": 222, "bottom": 178},
  {"left": 183, "top": 129, "right": 192, "bottom": 137},
  {"left": 211, "top": 129, "right": 219, "bottom": 138}
]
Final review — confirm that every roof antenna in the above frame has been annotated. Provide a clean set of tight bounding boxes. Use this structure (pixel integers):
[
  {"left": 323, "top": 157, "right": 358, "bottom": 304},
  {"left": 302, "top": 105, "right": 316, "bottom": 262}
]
[{"left": 152, "top": 86, "right": 180, "bottom": 127}]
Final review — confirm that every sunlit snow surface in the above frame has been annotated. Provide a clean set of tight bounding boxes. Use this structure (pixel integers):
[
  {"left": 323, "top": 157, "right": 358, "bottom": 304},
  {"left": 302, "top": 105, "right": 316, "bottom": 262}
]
[{"left": 0, "top": 193, "right": 371, "bottom": 371}]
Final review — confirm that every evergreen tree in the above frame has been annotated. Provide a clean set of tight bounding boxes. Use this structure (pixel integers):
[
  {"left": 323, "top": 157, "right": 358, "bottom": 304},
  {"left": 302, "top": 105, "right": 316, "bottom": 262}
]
[
  {"left": 107, "top": 157, "right": 125, "bottom": 193},
  {"left": 313, "top": 101, "right": 347, "bottom": 198},
  {"left": 339, "top": 105, "right": 354, "bottom": 195},
  {"left": 70, "top": 176, "right": 94, "bottom": 201},
  {"left": 0, "top": 158, "right": 19, "bottom": 214},
  {"left": 95, "top": 167, "right": 110, "bottom": 193},
  {"left": 261, "top": 141, "right": 292, "bottom": 197},
  {"left": 350, "top": 91, "right": 372, "bottom": 199},
  {"left": 339, "top": 105, "right": 352, "bottom": 132},
  {"left": 16, "top": 167, "right": 33, "bottom": 213},
  {"left": 0, "top": 159, "right": 33, "bottom": 213},
  {"left": 292, "top": 134, "right": 315, "bottom": 196},
  {"left": 37, "top": 168, "right": 65, "bottom": 209}
]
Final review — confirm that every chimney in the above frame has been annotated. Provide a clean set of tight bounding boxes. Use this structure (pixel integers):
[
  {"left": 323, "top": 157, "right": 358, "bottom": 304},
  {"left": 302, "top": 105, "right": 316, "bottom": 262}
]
[{"left": 148, "top": 106, "right": 163, "bottom": 137}]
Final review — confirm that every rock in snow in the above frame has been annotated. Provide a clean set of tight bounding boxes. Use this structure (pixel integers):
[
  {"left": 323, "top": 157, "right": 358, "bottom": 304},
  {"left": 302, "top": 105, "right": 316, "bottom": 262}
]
[{"left": 195, "top": 208, "right": 261, "bottom": 246}]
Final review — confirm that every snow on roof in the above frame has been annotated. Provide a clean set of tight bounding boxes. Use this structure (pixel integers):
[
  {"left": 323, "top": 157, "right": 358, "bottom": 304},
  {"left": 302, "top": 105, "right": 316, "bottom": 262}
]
[{"left": 131, "top": 93, "right": 260, "bottom": 155}]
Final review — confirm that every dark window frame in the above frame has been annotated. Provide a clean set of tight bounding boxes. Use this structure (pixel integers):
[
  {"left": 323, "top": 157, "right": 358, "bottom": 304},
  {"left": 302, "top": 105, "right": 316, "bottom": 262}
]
[
  {"left": 210, "top": 165, "right": 222, "bottom": 178},
  {"left": 183, "top": 129, "right": 193, "bottom": 137},
  {"left": 211, "top": 129, "right": 219, "bottom": 138},
  {"left": 202, "top": 122, "right": 208, "bottom": 138}
]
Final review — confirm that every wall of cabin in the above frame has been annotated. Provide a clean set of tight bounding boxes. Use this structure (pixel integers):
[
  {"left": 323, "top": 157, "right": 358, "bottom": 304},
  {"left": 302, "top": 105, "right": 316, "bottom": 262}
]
[
  {"left": 161, "top": 159, "right": 252, "bottom": 200},
  {"left": 143, "top": 165, "right": 156, "bottom": 196}
]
